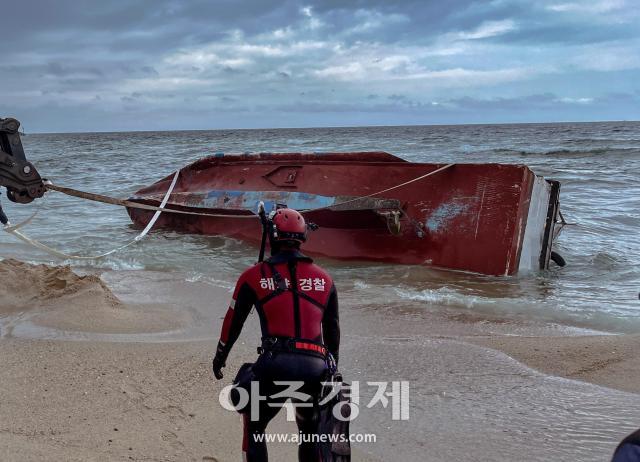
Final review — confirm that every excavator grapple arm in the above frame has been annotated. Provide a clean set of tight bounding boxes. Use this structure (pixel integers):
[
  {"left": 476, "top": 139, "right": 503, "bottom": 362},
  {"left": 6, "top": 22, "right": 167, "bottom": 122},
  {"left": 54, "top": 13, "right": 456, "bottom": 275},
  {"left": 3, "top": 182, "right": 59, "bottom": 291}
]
[{"left": 0, "top": 117, "right": 45, "bottom": 204}]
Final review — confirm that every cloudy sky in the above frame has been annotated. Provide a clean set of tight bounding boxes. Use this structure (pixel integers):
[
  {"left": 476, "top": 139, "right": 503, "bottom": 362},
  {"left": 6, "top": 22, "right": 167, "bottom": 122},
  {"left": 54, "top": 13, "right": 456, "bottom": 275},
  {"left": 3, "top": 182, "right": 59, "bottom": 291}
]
[{"left": 2, "top": 0, "right": 639, "bottom": 132}]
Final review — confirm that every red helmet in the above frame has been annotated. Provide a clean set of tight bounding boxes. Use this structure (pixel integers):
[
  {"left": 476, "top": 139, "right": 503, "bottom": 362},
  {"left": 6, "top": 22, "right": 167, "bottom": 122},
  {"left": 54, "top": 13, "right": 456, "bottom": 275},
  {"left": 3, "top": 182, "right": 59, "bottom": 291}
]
[{"left": 271, "top": 208, "right": 307, "bottom": 243}]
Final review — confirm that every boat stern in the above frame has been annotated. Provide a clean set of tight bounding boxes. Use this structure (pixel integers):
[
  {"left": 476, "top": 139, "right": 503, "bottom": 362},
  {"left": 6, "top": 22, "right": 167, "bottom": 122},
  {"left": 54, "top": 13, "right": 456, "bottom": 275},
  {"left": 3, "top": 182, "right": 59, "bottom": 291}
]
[{"left": 517, "top": 175, "right": 561, "bottom": 273}]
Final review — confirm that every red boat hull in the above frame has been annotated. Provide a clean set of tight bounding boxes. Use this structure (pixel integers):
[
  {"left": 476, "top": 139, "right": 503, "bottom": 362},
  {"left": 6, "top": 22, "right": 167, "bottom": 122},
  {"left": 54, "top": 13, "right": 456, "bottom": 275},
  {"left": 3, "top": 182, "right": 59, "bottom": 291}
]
[{"left": 127, "top": 152, "right": 559, "bottom": 276}]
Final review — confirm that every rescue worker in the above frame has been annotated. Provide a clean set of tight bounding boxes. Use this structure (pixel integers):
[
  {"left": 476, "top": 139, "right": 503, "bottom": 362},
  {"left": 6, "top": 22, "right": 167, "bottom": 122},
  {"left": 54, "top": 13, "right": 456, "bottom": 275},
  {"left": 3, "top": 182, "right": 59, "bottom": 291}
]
[{"left": 212, "top": 207, "right": 340, "bottom": 462}]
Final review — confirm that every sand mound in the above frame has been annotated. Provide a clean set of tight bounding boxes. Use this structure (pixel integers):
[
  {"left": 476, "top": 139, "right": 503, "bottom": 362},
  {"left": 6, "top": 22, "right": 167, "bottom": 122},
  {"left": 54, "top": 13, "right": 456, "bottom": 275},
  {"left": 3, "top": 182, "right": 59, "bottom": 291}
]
[
  {"left": 0, "top": 259, "right": 120, "bottom": 312},
  {"left": 0, "top": 259, "right": 187, "bottom": 334}
]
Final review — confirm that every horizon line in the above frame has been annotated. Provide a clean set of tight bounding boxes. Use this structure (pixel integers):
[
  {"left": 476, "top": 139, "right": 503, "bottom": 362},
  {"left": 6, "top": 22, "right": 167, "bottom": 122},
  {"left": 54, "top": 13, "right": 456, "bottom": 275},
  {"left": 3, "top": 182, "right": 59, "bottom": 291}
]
[{"left": 22, "top": 118, "right": 639, "bottom": 136}]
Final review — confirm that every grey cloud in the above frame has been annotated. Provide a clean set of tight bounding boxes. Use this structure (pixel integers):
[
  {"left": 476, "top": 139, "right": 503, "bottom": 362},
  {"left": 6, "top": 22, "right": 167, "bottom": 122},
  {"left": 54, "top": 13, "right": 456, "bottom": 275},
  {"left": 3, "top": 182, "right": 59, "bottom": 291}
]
[
  {"left": 498, "top": 22, "right": 637, "bottom": 45},
  {"left": 277, "top": 91, "right": 639, "bottom": 115},
  {"left": 140, "top": 66, "right": 159, "bottom": 76},
  {"left": 441, "top": 93, "right": 640, "bottom": 114},
  {"left": 44, "top": 63, "right": 104, "bottom": 79},
  {"left": 1, "top": 0, "right": 638, "bottom": 131},
  {"left": 222, "top": 66, "right": 242, "bottom": 74}
]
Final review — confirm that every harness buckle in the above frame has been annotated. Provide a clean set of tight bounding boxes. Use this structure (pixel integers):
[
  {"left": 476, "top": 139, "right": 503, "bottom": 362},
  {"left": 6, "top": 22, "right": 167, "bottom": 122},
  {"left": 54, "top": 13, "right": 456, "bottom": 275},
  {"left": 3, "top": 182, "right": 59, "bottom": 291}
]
[{"left": 258, "top": 337, "right": 277, "bottom": 355}]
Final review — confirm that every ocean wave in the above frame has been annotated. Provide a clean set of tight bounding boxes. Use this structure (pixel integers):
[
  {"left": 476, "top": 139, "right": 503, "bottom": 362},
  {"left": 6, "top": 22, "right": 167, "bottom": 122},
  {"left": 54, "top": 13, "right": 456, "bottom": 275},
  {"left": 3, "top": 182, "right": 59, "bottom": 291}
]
[
  {"left": 394, "top": 286, "right": 640, "bottom": 333},
  {"left": 184, "top": 272, "right": 234, "bottom": 289},
  {"left": 588, "top": 252, "right": 619, "bottom": 270},
  {"left": 395, "top": 287, "right": 498, "bottom": 309},
  {"left": 490, "top": 147, "right": 640, "bottom": 157},
  {"left": 353, "top": 279, "right": 372, "bottom": 289},
  {"left": 75, "top": 258, "right": 146, "bottom": 271}
]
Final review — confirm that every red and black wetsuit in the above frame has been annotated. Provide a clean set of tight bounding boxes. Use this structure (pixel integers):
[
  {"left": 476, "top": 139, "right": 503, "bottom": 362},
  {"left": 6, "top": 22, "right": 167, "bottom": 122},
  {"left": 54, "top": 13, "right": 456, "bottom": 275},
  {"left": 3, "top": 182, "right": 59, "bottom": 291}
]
[{"left": 214, "top": 249, "right": 340, "bottom": 462}]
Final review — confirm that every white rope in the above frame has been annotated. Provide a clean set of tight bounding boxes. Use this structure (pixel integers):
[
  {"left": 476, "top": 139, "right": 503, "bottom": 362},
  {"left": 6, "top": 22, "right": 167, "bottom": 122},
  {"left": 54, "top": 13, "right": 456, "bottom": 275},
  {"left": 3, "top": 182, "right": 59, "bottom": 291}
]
[
  {"left": 3, "top": 210, "right": 39, "bottom": 232},
  {"left": 3, "top": 171, "right": 180, "bottom": 260},
  {"left": 301, "top": 163, "right": 455, "bottom": 214}
]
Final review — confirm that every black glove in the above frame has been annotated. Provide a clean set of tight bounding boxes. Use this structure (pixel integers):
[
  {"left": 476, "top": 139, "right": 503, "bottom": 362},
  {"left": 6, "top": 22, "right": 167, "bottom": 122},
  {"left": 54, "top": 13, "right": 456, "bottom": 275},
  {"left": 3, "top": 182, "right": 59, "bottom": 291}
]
[{"left": 212, "top": 354, "right": 226, "bottom": 380}]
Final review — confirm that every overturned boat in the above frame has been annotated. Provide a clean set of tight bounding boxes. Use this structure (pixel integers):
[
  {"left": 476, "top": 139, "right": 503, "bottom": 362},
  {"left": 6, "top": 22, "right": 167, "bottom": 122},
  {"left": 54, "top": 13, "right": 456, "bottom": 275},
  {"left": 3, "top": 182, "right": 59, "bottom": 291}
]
[{"left": 127, "top": 152, "right": 561, "bottom": 276}]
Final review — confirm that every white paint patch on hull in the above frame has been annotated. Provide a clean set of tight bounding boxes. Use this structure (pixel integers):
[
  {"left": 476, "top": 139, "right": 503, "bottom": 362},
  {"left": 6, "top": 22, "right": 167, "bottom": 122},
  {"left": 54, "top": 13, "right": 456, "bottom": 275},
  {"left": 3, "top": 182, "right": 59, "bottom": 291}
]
[{"left": 518, "top": 176, "right": 552, "bottom": 273}]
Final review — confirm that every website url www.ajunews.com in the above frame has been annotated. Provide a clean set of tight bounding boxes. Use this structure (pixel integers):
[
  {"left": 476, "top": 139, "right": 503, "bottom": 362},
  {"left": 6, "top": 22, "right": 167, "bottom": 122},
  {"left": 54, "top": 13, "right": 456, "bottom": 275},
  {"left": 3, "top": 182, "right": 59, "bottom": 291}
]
[{"left": 254, "top": 432, "right": 377, "bottom": 444}]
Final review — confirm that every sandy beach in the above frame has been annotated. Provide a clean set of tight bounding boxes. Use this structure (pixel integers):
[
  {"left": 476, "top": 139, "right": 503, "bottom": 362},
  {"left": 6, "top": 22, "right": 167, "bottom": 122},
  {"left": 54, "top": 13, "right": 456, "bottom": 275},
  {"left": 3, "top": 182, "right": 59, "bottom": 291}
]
[{"left": 1, "top": 259, "right": 639, "bottom": 461}]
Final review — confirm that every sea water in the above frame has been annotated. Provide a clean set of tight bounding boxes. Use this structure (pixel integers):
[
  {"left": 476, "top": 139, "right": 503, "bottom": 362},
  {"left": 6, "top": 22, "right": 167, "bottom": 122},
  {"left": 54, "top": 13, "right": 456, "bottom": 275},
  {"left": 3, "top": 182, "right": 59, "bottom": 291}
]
[{"left": 1, "top": 121, "right": 639, "bottom": 333}]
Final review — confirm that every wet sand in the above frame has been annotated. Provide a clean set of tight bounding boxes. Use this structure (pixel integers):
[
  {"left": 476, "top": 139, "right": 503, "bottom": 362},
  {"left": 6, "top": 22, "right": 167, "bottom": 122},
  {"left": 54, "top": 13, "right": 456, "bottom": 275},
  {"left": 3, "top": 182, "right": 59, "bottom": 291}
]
[
  {"left": 471, "top": 333, "right": 640, "bottom": 395},
  {"left": 1, "top": 259, "right": 639, "bottom": 461}
]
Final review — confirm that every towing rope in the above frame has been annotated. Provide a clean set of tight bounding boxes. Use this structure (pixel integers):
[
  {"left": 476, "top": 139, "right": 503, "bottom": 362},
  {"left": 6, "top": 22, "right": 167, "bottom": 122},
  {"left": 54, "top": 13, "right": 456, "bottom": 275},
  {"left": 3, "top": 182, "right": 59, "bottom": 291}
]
[
  {"left": 2, "top": 171, "right": 180, "bottom": 260},
  {"left": 43, "top": 181, "right": 258, "bottom": 219},
  {"left": 3, "top": 163, "right": 455, "bottom": 260}
]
